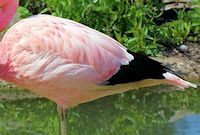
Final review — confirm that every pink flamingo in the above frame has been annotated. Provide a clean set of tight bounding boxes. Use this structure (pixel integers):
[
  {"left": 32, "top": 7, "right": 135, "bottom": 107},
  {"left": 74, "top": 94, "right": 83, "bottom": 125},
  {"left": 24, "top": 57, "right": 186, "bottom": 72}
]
[{"left": 0, "top": 0, "right": 197, "bottom": 134}]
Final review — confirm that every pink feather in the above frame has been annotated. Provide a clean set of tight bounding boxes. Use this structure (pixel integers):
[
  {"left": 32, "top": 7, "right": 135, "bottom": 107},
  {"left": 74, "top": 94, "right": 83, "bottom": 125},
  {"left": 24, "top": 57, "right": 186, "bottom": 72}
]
[{"left": 0, "top": 15, "right": 134, "bottom": 108}]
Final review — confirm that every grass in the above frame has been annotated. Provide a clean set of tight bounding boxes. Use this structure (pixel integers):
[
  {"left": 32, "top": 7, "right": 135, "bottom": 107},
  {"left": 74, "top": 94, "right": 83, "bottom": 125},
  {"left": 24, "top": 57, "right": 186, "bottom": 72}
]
[{"left": 16, "top": 0, "right": 200, "bottom": 56}]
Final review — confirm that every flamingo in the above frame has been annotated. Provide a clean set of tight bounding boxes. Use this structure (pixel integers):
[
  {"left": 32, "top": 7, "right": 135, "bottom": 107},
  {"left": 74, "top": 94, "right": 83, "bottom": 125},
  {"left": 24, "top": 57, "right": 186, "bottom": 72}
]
[{"left": 0, "top": 0, "right": 197, "bottom": 135}]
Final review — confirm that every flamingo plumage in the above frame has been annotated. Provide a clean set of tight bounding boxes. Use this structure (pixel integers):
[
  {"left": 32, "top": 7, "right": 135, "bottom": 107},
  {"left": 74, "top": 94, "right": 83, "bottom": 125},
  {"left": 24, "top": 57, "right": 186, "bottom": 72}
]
[{"left": 0, "top": 0, "right": 197, "bottom": 135}]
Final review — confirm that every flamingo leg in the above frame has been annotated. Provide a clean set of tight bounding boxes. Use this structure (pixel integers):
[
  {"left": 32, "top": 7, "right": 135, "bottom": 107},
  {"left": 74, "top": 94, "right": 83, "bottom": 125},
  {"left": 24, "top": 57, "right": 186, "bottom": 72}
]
[{"left": 57, "top": 105, "right": 67, "bottom": 135}]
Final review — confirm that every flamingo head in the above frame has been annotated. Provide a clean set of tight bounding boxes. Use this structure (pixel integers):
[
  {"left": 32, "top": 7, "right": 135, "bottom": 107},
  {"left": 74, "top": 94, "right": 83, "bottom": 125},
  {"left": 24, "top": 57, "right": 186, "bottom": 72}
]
[{"left": 0, "top": 0, "right": 19, "bottom": 32}]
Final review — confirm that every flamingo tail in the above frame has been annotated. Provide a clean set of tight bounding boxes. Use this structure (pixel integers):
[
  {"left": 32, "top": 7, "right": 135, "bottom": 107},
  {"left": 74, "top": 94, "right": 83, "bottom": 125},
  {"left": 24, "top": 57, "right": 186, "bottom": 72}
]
[{"left": 105, "top": 50, "right": 197, "bottom": 89}]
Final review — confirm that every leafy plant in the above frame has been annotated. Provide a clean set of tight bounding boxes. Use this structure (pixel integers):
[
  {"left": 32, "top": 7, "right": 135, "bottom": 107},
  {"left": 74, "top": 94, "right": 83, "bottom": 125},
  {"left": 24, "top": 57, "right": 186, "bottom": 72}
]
[
  {"left": 154, "top": 11, "right": 191, "bottom": 46},
  {"left": 18, "top": 0, "right": 200, "bottom": 55},
  {"left": 43, "top": 0, "right": 163, "bottom": 55},
  {"left": 17, "top": 6, "right": 33, "bottom": 18},
  {"left": 185, "top": 8, "right": 200, "bottom": 42}
]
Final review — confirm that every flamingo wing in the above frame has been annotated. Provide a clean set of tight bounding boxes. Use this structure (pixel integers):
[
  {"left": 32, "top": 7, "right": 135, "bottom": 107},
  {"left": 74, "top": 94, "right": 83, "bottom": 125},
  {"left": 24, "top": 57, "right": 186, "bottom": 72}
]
[{"left": 1, "top": 15, "right": 133, "bottom": 84}]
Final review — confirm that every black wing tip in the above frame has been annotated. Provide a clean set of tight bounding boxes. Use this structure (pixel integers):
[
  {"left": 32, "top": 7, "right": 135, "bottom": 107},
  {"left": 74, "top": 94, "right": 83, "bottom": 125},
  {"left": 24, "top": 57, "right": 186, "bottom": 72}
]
[{"left": 105, "top": 50, "right": 175, "bottom": 85}]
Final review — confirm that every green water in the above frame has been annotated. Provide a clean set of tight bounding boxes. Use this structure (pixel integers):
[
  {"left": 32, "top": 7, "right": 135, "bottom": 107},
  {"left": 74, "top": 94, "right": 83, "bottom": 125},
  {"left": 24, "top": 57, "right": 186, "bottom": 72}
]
[{"left": 0, "top": 86, "right": 200, "bottom": 135}]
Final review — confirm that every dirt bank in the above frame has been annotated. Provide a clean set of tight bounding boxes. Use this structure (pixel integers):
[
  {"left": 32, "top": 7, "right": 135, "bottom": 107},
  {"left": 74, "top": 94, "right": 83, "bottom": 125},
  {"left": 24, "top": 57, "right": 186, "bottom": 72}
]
[{"left": 153, "top": 42, "right": 200, "bottom": 80}]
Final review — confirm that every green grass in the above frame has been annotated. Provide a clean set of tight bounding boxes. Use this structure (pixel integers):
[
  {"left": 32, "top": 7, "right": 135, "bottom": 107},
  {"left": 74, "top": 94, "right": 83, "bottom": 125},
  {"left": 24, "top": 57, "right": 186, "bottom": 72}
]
[{"left": 17, "top": 0, "right": 200, "bottom": 55}]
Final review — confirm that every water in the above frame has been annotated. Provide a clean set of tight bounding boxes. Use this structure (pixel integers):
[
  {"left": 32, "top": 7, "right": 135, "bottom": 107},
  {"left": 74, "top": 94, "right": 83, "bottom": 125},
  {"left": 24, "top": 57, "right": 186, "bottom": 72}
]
[
  {"left": 0, "top": 86, "right": 199, "bottom": 135},
  {"left": 159, "top": 115, "right": 200, "bottom": 135}
]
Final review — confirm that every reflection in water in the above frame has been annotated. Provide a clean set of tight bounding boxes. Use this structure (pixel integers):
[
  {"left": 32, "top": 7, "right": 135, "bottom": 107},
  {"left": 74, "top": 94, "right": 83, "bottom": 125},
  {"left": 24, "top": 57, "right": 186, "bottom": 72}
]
[{"left": 0, "top": 87, "right": 199, "bottom": 135}]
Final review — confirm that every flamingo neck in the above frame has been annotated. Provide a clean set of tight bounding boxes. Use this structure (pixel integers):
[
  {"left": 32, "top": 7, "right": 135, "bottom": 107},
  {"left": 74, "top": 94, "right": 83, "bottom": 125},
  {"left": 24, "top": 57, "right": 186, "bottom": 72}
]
[{"left": 0, "top": 0, "right": 19, "bottom": 32}]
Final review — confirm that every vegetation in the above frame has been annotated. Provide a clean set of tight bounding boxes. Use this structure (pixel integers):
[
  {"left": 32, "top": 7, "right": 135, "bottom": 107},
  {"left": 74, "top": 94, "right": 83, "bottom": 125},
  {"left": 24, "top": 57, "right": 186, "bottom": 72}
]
[{"left": 17, "top": 0, "right": 200, "bottom": 56}]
